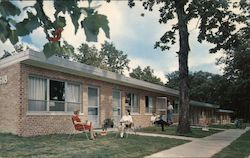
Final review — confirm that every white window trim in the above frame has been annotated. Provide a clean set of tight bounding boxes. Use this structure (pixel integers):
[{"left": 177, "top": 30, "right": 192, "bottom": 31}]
[
  {"left": 27, "top": 76, "right": 82, "bottom": 114},
  {"left": 127, "top": 92, "right": 140, "bottom": 115},
  {"left": 145, "top": 96, "right": 153, "bottom": 114},
  {"left": 112, "top": 89, "right": 121, "bottom": 116}
]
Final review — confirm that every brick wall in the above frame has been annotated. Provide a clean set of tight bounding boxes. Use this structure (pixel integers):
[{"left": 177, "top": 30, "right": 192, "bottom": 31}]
[
  {"left": 16, "top": 64, "right": 171, "bottom": 136},
  {"left": 1, "top": 63, "right": 220, "bottom": 136},
  {"left": 0, "top": 63, "right": 21, "bottom": 134}
]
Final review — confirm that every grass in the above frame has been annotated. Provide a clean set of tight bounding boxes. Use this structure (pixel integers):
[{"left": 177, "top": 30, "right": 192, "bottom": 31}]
[
  {"left": 209, "top": 124, "right": 237, "bottom": 129},
  {"left": 212, "top": 130, "right": 250, "bottom": 158},
  {"left": 136, "top": 125, "right": 222, "bottom": 138},
  {"left": 0, "top": 133, "right": 188, "bottom": 158}
]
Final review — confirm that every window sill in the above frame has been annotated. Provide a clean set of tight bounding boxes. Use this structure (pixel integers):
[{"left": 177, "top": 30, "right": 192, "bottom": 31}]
[
  {"left": 26, "top": 112, "right": 84, "bottom": 116},
  {"left": 144, "top": 113, "right": 152, "bottom": 116},
  {"left": 131, "top": 113, "right": 140, "bottom": 116}
]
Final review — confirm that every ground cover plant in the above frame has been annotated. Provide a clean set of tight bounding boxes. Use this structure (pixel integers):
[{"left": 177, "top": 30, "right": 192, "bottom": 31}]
[{"left": 0, "top": 133, "right": 188, "bottom": 158}]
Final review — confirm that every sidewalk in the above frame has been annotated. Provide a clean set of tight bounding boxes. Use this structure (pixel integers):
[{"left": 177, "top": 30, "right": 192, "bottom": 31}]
[{"left": 146, "top": 127, "right": 250, "bottom": 158}]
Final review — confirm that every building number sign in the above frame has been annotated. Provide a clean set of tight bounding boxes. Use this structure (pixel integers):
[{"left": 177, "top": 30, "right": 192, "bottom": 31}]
[{"left": 0, "top": 75, "right": 7, "bottom": 85}]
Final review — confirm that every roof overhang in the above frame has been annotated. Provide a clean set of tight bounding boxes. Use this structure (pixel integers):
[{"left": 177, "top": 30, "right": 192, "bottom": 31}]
[
  {"left": 217, "top": 109, "right": 234, "bottom": 113},
  {"left": 190, "top": 100, "right": 219, "bottom": 109},
  {"left": 0, "top": 50, "right": 179, "bottom": 96}
]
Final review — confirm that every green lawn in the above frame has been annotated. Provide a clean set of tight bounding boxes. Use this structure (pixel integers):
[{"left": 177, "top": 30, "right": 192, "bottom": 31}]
[
  {"left": 137, "top": 125, "right": 222, "bottom": 138},
  {"left": 0, "top": 133, "right": 188, "bottom": 158},
  {"left": 213, "top": 130, "right": 250, "bottom": 158},
  {"left": 209, "top": 124, "right": 237, "bottom": 129}
]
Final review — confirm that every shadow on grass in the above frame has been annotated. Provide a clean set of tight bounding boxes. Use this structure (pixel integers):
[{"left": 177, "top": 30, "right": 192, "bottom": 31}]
[{"left": 0, "top": 132, "right": 188, "bottom": 158}]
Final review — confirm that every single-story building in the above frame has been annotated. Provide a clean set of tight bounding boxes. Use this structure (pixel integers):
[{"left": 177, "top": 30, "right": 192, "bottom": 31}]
[
  {"left": 0, "top": 50, "right": 231, "bottom": 136},
  {"left": 215, "top": 109, "right": 234, "bottom": 124}
]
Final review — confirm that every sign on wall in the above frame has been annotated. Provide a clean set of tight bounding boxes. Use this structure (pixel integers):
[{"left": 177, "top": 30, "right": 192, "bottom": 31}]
[{"left": 0, "top": 75, "right": 8, "bottom": 85}]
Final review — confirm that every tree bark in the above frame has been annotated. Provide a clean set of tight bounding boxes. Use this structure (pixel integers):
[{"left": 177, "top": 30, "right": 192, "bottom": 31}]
[{"left": 175, "top": 1, "right": 191, "bottom": 133}]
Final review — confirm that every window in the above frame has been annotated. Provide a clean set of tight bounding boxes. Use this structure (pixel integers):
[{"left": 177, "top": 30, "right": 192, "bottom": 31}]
[
  {"left": 28, "top": 76, "right": 47, "bottom": 111},
  {"left": 67, "top": 83, "right": 81, "bottom": 112},
  {"left": 145, "top": 96, "right": 153, "bottom": 114},
  {"left": 88, "top": 87, "right": 99, "bottom": 115},
  {"left": 28, "top": 76, "right": 81, "bottom": 113},
  {"left": 112, "top": 90, "right": 121, "bottom": 116},
  {"left": 49, "top": 80, "right": 65, "bottom": 111},
  {"left": 125, "top": 93, "right": 139, "bottom": 113},
  {"left": 173, "top": 100, "right": 179, "bottom": 113}
]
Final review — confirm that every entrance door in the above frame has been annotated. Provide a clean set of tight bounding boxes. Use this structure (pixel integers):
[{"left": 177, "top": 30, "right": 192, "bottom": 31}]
[
  {"left": 112, "top": 90, "right": 121, "bottom": 126},
  {"left": 88, "top": 87, "right": 99, "bottom": 128},
  {"left": 156, "top": 97, "right": 168, "bottom": 121}
]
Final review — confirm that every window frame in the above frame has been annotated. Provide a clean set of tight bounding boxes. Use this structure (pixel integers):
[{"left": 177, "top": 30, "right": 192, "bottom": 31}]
[
  {"left": 145, "top": 96, "right": 153, "bottom": 114},
  {"left": 125, "top": 92, "right": 140, "bottom": 114},
  {"left": 27, "top": 75, "right": 82, "bottom": 114}
]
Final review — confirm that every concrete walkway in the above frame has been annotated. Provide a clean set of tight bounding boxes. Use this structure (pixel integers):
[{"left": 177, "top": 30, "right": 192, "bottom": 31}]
[
  {"left": 146, "top": 127, "right": 250, "bottom": 158},
  {"left": 135, "top": 132, "right": 197, "bottom": 141}
]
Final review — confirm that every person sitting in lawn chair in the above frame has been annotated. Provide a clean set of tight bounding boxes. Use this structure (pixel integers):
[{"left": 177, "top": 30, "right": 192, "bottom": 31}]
[
  {"left": 72, "top": 109, "right": 96, "bottom": 140},
  {"left": 151, "top": 112, "right": 169, "bottom": 131},
  {"left": 118, "top": 110, "right": 133, "bottom": 138}
]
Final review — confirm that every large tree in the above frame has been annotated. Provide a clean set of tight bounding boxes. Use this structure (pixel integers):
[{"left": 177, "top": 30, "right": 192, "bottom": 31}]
[
  {"left": 74, "top": 41, "right": 130, "bottom": 74},
  {"left": 166, "top": 71, "right": 231, "bottom": 106},
  {"left": 127, "top": 0, "right": 247, "bottom": 133},
  {"left": 0, "top": 0, "right": 110, "bottom": 58},
  {"left": 217, "top": 7, "right": 250, "bottom": 121},
  {"left": 130, "top": 66, "right": 163, "bottom": 85},
  {"left": 73, "top": 43, "right": 102, "bottom": 67},
  {"left": 100, "top": 41, "right": 130, "bottom": 74}
]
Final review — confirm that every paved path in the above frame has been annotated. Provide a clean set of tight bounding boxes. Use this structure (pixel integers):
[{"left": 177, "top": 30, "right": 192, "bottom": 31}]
[
  {"left": 135, "top": 132, "right": 197, "bottom": 141},
  {"left": 146, "top": 127, "right": 250, "bottom": 158}
]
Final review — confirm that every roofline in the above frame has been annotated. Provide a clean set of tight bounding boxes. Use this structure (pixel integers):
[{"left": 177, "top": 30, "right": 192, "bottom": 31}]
[
  {"left": 190, "top": 100, "right": 220, "bottom": 109},
  {"left": 217, "top": 109, "right": 234, "bottom": 113},
  {"left": 0, "top": 50, "right": 179, "bottom": 96},
  {"left": 0, "top": 50, "right": 222, "bottom": 109}
]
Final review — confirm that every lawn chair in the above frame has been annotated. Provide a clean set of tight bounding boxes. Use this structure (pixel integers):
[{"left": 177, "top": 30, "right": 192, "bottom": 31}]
[
  {"left": 68, "top": 117, "right": 89, "bottom": 140},
  {"left": 124, "top": 123, "right": 137, "bottom": 138}
]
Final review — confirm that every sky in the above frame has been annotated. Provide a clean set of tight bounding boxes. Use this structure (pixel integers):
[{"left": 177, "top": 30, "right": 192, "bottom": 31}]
[{"left": 0, "top": 1, "right": 226, "bottom": 83}]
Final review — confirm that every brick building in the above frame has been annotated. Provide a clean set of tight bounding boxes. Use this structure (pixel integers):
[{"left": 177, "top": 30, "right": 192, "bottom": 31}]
[{"left": 0, "top": 50, "right": 231, "bottom": 136}]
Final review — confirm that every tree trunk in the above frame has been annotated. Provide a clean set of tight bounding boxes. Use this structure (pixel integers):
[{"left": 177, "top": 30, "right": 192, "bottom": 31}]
[{"left": 175, "top": 1, "right": 191, "bottom": 133}]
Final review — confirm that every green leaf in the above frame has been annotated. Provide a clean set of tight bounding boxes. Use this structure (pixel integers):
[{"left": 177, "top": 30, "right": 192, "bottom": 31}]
[
  {"left": 0, "top": 1, "right": 21, "bottom": 18},
  {"left": 43, "top": 41, "right": 74, "bottom": 58},
  {"left": 70, "top": 8, "right": 81, "bottom": 34},
  {"left": 53, "top": 16, "right": 66, "bottom": 29},
  {"left": 15, "top": 12, "right": 40, "bottom": 36},
  {"left": 81, "top": 13, "right": 110, "bottom": 42},
  {"left": 61, "top": 41, "right": 74, "bottom": 57},
  {"left": 0, "top": 18, "right": 9, "bottom": 43},
  {"left": 54, "top": 0, "right": 80, "bottom": 33},
  {"left": 43, "top": 42, "right": 61, "bottom": 58},
  {"left": 9, "top": 30, "right": 18, "bottom": 45}
]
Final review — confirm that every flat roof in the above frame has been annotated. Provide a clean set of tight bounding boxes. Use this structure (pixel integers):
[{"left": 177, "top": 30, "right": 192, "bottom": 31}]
[
  {"left": 217, "top": 109, "right": 234, "bottom": 113},
  {"left": 190, "top": 100, "right": 219, "bottom": 109},
  {"left": 0, "top": 50, "right": 221, "bottom": 109},
  {"left": 0, "top": 50, "right": 179, "bottom": 96}
]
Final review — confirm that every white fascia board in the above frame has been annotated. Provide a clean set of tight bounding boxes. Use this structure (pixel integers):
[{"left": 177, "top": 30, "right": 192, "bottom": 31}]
[
  {"left": 190, "top": 100, "right": 220, "bottom": 109},
  {"left": 20, "top": 50, "right": 179, "bottom": 96},
  {"left": 217, "top": 109, "right": 234, "bottom": 113},
  {"left": 0, "top": 50, "right": 30, "bottom": 69}
]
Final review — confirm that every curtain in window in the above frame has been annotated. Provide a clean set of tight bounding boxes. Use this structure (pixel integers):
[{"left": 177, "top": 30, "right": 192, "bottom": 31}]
[
  {"left": 28, "top": 76, "right": 46, "bottom": 111},
  {"left": 146, "top": 96, "right": 153, "bottom": 113},
  {"left": 132, "top": 94, "right": 139, "bottom": 113},
  {"left": 67, "top": 83, "right": 81, "bottom": 112},
  {"left": 67, "top": 83, "right": 80, "bottom": 103},
  {"left": 112, "top": 90, "right": 121, "bottom": 115},
  {"left": 88, "top": 87, "right": 98, "bottom": 107}
]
